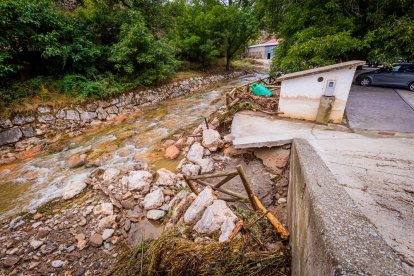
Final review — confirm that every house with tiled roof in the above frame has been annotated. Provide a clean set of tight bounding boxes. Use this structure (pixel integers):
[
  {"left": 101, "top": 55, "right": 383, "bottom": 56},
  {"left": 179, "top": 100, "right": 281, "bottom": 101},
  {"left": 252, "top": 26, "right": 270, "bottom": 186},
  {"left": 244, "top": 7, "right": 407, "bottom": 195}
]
[{"left": 245, "top": 38, "right": 281, "bottom": 60}]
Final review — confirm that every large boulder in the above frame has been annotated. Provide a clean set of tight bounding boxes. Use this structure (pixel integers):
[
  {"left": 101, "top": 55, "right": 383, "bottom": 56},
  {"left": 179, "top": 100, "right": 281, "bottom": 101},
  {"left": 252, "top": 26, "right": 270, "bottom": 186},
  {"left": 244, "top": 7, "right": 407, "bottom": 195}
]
[
  {"left": 202, "top": 129, "right": 223, "bottom": 152},
  {"left": 183, "top": 187, "right": 216, "bottom": 225},
  {"left": 155, "top": 168, "right": 177, "bottom": 186},
  {"left": 128, "top": 170, "right": 153, "bottom": 192},
  {"left": 193, "top": 200, "right": 238, "bottom": 236},
  {"left": 143, "top": 189, "right": 164, "bottom": 210}
]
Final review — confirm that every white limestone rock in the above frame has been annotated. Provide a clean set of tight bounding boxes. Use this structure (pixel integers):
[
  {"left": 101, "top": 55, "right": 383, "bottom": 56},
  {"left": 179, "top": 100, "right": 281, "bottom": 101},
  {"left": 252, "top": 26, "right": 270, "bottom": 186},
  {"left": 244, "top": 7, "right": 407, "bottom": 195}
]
[
  {"left": 187, "top": 142, "right": 204, "bottom": 163},
  {"left": 193, "top": 200, "right": 237, "bottom": 235},
  {"left": 62, "top": 180, "right": 86, "bottom": 200},
  {"left": 155, "top": 168, "right": 177, "bottom": 186},
  {"left": 219, "top": 217, "right": 237, "bottom": 243},
  {"left": 102, "top": 228, "right": 115, "bottom": 240},
  {"left": 128, "top": 170, "right": 153, "bottom": 192},
  {"left": 98, "top": 215, "right": 116, "bottom": 229},
  {"left": 94, "top": 202, "right": 114, "bottom": 216},
  {"left": 143, "top": 189, "right": 164, "bottom": 210},
  {"left": 103, "top": 168, "right": 120, "bottom": 182},
  {"left": 186, "top": 142, "right": 214, "bottom": 173},
  {"left": 198, "top": 158, "right": 214, "bottom": 173},
  {"left": 181, "top": 163, "right": 200, "bottom": 176},
  {"left": 183, "top": 187, "right": 216, "bottom": 225},
  {"left": 146, "top": 210, "right": 166, "bottom": 220},
  {"left": 202, "top": 129, "right": 223, "bottom": 152}
]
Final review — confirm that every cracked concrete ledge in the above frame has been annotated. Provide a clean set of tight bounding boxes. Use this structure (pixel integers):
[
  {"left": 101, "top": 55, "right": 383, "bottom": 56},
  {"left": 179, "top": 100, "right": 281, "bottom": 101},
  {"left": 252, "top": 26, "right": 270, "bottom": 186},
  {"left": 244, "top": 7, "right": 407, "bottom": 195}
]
[{"left": 288, "top": 138, "right": 409, "bottom": 275}]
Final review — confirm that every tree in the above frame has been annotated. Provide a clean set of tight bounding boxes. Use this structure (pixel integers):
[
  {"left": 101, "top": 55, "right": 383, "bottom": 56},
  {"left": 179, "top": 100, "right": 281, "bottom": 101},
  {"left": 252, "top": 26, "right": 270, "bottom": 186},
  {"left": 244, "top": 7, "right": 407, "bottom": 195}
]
[
  {"left": 171, "top": 0, "right": 259, "bottom": 70},
  {"left": 220, "top": 3, "right": 260, "bottom": 70},
  {"left": 258, "top": 0, "right": 414, "bottom": 74}
]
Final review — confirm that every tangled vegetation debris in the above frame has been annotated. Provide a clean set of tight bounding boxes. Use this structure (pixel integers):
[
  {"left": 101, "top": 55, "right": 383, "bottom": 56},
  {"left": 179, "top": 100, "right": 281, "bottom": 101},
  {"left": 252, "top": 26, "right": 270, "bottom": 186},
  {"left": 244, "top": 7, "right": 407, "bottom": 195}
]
[{"left": 110, "top": 211, "right": 290, "bottom": 276}]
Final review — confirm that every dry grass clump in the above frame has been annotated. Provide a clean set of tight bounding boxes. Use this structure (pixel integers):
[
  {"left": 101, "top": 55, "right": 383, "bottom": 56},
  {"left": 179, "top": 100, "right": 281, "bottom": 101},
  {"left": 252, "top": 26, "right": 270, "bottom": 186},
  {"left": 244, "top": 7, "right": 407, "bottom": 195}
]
[{"left": 110, "top": 213, "right": 290, "bottom": 276}]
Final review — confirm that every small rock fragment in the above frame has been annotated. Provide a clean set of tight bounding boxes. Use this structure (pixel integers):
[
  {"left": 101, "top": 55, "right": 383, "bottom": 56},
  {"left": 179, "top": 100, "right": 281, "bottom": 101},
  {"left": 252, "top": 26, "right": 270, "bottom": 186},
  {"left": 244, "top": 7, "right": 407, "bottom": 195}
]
[
  {"left": 103, "top": 168, "right": 121, "bottom": 181},
  {"left": 102, "top": 229, "right": 115, "bottom": 240},
  {"left": 2, "top": 255, "right": 20, "bottom": 268},
  {"left": 164, "top": 145, "right": 180, "bottom": 160},
  {"left": 143, "top": 189, "right": 164, "bottom": 210},
  {"left": 90, "top": 233, "right": 103, "bottom": 247},
  {"left": 155, "top": 168, "right": 177, "bottom": 186},
  {"left": 51, "top": 260, "right": 65, "bottom": 268},
  {"left": 30, "top": 240, "right": 44, "bottom": 250},
  {"left": 146, "top": 210, "right": 166, "bottom": 220}
]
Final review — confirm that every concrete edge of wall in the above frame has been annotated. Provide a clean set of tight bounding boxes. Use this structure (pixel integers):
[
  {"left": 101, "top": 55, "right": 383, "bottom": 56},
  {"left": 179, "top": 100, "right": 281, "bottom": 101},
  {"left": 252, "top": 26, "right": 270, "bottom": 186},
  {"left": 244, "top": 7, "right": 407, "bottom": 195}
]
[{"left": 288, "top": 138, "right": 408, "bottom": 276}]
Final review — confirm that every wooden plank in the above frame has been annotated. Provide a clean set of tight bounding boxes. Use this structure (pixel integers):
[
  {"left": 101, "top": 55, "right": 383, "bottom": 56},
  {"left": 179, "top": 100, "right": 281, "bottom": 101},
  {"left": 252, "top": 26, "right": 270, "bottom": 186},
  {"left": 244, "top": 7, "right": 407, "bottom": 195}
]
[
  {"left": 213, "top": 174, "right": 238, "bottom": 189},
  {"left": 183, "top": 175, "right": 199, "bottom": 195},
  {"left": 193, "top": 179, "right": 247, "bottom": 201},
  {"left": 189, "top": 171, "right": 238, "bottom": 180},
  {"left": 236, "top": 165, "right": 258, "bottom": 210}
]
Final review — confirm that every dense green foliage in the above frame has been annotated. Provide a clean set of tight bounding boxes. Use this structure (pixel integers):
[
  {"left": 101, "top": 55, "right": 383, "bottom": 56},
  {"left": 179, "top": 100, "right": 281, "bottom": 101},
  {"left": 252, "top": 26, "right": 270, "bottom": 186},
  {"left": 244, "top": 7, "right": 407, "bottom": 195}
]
[
  {"left": 171, "top": 0, "right": 260, "bottom": 70},
  {"left": 0, "top": 0, "right": 260, "bottom": 109},
  {"left": 258, "top": 0, "right": 414, "bottom": 73}
]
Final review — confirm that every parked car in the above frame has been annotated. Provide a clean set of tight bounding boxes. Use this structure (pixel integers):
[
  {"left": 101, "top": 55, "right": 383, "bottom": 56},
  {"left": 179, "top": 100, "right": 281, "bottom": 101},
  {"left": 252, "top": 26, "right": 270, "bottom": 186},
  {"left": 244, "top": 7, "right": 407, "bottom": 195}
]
[{"left": 355, "top": 63, "right": 414, "bottom": 91}]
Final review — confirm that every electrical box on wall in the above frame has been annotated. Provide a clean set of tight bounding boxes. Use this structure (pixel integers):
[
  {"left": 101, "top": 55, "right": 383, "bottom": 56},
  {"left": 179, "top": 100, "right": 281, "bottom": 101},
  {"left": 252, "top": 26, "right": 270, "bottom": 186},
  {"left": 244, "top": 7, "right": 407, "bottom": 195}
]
[{"left": 324, "top": 79, "right": 336, "bottom": 96}]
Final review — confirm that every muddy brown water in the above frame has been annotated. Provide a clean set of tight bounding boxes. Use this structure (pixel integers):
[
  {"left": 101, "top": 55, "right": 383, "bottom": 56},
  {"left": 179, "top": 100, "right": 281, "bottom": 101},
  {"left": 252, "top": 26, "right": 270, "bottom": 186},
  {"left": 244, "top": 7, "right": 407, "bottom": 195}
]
[{"left": 0, "top": 73, "right": 266, "bottom": 220}]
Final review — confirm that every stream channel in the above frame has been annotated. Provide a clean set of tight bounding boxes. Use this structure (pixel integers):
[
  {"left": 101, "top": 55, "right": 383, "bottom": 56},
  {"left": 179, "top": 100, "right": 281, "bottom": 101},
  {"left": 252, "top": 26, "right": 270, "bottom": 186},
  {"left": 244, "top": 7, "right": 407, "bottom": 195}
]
[{"left": 0, "top": 73, "right": 266, "bottom": 220}]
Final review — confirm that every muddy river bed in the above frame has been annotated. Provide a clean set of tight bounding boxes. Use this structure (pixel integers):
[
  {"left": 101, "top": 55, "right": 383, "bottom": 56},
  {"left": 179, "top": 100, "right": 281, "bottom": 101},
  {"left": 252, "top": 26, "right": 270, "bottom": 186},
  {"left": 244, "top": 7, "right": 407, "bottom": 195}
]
[{"left": 0, "top": 73, "right": 265, "bottom": 221}]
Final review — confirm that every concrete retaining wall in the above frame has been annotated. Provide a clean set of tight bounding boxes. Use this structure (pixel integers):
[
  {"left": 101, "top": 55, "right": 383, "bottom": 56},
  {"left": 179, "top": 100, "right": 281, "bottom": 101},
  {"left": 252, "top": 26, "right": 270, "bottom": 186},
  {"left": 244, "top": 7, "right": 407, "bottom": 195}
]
[{"left": 288, "top": 139, "right": 408, "bottom": 275}]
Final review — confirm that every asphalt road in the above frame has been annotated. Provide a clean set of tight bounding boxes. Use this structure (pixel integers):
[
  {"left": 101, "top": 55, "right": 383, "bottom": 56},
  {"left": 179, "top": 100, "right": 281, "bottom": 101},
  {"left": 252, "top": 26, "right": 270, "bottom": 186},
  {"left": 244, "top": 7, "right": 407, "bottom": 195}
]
[{"left": 346, "top": 85, "right": 414, "bottom": 133}]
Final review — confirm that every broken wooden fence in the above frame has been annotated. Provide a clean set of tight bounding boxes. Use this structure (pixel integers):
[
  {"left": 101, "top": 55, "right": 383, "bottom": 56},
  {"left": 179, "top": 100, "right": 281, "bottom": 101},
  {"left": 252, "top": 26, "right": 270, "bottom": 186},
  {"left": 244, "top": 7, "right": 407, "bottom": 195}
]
[{"left": 183, "top": 165, "right": 289, "bottom": 239}]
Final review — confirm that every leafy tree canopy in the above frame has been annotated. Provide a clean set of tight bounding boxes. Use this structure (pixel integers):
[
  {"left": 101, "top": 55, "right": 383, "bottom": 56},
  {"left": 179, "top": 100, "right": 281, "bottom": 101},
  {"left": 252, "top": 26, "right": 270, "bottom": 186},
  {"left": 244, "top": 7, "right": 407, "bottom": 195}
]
[{"left": 257, "top": 0, "right": 414, "bottom": 73}]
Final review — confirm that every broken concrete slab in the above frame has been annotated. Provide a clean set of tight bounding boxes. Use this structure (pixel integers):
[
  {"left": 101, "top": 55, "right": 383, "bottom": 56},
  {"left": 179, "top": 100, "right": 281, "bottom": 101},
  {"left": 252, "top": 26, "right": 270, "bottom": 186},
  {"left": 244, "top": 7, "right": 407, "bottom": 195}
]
[{"left": 231, "top": 111, "right": 359, "bottom": 149}]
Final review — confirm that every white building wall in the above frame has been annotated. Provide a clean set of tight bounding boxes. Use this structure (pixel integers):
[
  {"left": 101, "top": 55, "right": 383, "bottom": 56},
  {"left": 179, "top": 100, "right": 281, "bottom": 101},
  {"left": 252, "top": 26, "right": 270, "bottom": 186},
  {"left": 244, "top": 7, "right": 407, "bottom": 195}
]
[{"left": 278, "top": 68, "right": 356, "bottom": 123}]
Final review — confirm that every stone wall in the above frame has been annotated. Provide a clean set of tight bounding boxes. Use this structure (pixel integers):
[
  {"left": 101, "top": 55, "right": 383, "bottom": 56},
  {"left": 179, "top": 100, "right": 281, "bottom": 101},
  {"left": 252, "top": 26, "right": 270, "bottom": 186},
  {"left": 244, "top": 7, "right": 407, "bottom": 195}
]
[{"left": 0, "top": 71, "right": 245, "bottom": 164}]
